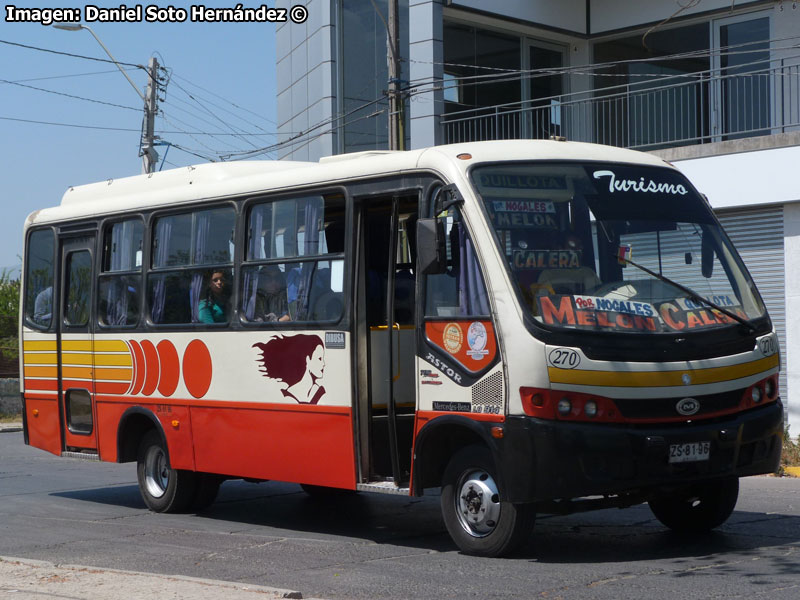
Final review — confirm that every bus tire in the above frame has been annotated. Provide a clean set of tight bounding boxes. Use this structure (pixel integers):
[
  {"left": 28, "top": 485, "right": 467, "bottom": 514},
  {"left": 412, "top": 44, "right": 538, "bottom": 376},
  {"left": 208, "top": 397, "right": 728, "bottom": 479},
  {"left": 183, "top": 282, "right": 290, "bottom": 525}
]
[
  {"left": 648, "top": 477, "right": 739, "bottom": 532},
  {"left": 191, "top": 474, "right": 224, "bottom": 511},
  {"left": 136, "top": 430, "right": 197, "bottom": 513},
  {"left": 441, "top": 445, "right": 535, "bottom": 557}
]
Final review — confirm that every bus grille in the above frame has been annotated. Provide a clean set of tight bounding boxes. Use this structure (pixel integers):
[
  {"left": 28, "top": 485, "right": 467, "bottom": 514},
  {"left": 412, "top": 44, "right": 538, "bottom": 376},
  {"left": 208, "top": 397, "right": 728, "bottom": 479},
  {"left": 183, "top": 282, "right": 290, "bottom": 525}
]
[{"left": 472, "top": 372, "right": 504, "bottom": 411}]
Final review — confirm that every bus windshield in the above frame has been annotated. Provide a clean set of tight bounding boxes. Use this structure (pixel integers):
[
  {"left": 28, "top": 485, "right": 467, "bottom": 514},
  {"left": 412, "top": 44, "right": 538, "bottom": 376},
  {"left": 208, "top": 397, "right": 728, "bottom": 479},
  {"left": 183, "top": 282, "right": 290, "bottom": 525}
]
[{"left": 471, "top": 162, "right": 767, "bottom": 335}]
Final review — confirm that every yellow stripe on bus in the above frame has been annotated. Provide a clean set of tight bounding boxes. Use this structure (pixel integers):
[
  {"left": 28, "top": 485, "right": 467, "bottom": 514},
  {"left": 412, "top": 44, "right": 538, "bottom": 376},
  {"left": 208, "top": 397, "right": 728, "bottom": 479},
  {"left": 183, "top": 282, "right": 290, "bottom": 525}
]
[
  {"left": 93, "top": 354, "right": 133, "bottom": 367},
  {"left": 23, "top": 353, "right": 57, "bottom": 365},
  {"left": 23, "top": 340, "right": 57, "bottom": 352},
  {"left": 93, "top": 340, "right": 130, "bottom": 352},
  {"left": 60, "top": 340, "right": 94, "bottom": 352},
  {"left": 548, "top": 354, "right": 779, "bottom": 388}
]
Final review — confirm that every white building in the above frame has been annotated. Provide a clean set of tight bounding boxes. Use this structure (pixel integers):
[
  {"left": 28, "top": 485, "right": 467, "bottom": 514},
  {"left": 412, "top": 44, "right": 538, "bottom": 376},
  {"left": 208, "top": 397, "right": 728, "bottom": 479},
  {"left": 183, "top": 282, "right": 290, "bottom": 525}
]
[{"left": 276, "top": 0, "right": 800, "bottom": 434}]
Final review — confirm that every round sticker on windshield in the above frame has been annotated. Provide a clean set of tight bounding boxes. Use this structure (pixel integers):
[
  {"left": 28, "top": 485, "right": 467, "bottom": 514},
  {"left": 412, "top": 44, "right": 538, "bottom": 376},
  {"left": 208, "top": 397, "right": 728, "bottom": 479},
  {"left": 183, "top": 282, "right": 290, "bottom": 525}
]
[
  {"left": 443, "top": 323, "right": 463, "bottom": 354},
  {"left": 466, "top": 322, "right": 489, "bottom": 360}
]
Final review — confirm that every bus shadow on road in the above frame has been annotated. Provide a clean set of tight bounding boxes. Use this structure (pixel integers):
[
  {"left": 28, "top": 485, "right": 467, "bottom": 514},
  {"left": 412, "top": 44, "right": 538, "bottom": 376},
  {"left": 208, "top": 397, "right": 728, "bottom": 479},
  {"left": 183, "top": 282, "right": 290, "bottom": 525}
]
[
  {"left": 521, "top": 505, "right": 800, "bottom": 565},
  {"left": 52, "top": 479, "right": 455, "bottom": 553},
  {"left": 52, "top": 481, "right": 800, "bottom": 561}
]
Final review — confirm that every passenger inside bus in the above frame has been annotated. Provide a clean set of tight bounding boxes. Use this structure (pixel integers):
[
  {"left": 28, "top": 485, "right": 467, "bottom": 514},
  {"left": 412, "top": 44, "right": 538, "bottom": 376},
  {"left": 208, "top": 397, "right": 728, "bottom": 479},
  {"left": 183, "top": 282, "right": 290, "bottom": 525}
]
[
  {"left": 198, "top": 269, "right": 230, "bottom": 324},
  {"left": 253, "top": 265, "right": 291, "bottom": 322}
]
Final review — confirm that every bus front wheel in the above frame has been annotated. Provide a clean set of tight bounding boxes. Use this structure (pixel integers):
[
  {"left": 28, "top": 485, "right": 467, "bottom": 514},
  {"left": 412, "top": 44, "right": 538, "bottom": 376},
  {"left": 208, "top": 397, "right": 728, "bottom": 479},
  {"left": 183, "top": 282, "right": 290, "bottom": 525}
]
[
  {"left": 441, "top": 445, "right": 535, "bottom": 557},
  {"left": 136, "top": 430, "right": 197, "bottom": 513},
  {"left": 648, "top": 477, "right": 739, "bottom": 532}
]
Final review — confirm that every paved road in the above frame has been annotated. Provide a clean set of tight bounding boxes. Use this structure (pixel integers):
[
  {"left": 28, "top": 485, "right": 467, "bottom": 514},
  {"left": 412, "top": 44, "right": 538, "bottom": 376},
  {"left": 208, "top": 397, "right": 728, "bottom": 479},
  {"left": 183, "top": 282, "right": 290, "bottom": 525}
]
[{"left": 2, "top": 429, "right": 800, "bottom": 599}]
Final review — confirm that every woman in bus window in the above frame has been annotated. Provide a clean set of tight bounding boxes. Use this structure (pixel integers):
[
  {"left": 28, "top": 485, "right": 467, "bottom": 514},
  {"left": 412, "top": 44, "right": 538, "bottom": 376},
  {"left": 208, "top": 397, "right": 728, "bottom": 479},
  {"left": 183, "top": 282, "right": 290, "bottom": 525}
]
[
  {"left": 255, "top": 265, "right": 291, "bottom": 322},
  {"left": 199, "top": 270, "right": 229, "bottom": 323}
]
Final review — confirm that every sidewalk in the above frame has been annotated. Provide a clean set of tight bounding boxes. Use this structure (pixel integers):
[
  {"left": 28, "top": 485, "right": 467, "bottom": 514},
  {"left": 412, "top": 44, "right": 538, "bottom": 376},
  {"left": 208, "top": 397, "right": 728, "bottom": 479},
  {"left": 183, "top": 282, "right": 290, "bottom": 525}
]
[
  {"left": 0, "top": 420, "right": 22, "bottom": 433},
  {"left": 0, "top": 556, "right": 307, "bottom": 599}
]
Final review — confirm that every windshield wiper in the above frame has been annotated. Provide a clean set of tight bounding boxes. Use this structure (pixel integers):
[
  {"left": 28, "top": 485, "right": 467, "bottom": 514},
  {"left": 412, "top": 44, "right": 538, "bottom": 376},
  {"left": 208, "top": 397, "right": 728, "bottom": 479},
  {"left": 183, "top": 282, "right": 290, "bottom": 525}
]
[{"left": 619, "top": 256, "right": 756, "bottom": 333}]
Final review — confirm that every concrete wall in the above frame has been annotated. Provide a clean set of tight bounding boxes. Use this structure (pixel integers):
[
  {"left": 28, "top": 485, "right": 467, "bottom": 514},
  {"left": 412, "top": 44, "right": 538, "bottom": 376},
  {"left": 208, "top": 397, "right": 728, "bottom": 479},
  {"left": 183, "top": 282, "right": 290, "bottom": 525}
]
[{"left": 0, "top": 378, "right": 20, "bottom": 416}]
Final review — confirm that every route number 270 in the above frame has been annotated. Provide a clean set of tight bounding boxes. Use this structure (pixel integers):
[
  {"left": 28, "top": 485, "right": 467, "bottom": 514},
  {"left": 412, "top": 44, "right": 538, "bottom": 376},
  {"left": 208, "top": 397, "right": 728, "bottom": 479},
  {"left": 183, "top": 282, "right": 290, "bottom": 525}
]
[{"left": 547, "top": 348, "right": 581, "bottom": 369}]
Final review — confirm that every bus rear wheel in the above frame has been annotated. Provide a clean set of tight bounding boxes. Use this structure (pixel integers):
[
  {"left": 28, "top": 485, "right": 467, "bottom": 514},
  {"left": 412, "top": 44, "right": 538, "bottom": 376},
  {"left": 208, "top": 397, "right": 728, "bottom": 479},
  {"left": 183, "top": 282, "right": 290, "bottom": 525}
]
[
  {"left": 648, "top": 478, "right": 739, "bottom": 532},
  {"left": 136, "top": 430, "right": 197, "bottom": 513},
  {"left": 441, "top": 445, "right": 535, "bottom": 557}
]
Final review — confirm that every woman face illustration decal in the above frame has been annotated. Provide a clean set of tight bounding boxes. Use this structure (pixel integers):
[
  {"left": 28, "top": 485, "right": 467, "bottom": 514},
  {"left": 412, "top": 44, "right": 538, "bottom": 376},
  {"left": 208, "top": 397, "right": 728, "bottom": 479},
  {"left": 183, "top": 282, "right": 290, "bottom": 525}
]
[
  {"left": 252, "top": 334, "right": 327, "bottom": 404},
  {"left": 307, "top": 344, "right": 325, "bottom": 380}
]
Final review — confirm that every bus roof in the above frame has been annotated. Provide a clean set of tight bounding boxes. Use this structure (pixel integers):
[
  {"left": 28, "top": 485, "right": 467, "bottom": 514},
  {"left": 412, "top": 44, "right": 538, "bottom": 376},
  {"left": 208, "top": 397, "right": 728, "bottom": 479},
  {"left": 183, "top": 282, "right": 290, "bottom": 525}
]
[{"left": 27, "top": 140, "right": 670, "bottom": 227}]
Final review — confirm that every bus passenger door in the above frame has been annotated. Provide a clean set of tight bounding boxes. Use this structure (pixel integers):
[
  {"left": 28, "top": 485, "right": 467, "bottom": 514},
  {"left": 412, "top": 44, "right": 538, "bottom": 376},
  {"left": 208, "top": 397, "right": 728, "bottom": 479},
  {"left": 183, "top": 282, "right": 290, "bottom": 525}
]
[
  {"left": 355, "top": 194, "right": 419, "bottom": 487},
  {"left": 58, "top": 235, "right": 98, "bottom": 452}
]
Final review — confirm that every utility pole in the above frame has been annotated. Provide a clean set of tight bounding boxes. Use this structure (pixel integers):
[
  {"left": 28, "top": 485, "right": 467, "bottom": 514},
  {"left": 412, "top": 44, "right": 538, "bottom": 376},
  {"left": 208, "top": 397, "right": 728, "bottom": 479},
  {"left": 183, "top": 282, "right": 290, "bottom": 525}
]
[
  {"left": 387, "top": 0, "right": 404, "bottom": 150},
  {"left": 141, "top": 56, "right": 159, "bottom": 174}
]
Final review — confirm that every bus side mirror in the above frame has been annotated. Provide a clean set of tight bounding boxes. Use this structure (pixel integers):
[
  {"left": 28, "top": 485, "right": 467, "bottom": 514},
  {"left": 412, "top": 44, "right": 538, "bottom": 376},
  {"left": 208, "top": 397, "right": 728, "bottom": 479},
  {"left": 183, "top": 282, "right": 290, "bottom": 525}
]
[
  {"left": 417, "top": 218, "right": 446, "bottom": 274},
  {"left": 434, "top": 183, "right": 463, "bottom": 216},
  {"left": 701, "top": 230, "right": 714, "bottom": 278}
]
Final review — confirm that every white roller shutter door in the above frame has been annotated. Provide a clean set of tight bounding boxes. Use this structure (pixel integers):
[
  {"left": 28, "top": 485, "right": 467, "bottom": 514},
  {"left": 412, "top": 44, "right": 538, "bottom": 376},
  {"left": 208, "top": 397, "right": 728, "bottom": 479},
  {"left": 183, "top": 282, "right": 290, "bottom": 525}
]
[{"left": 715, "top": 206, "right": 786, "bottom": 402}]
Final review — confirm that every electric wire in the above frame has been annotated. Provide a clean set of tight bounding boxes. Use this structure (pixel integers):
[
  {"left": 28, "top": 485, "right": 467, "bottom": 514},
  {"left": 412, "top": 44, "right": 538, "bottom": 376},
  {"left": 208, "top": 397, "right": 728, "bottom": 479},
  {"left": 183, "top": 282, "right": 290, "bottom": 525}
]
[
  {"left": 3, "top": 68, "right": 138, "bottom": 83},
  {"left": 0, "top": 38, "right": 143, "bottom": 69},
  {"left": 1, "top": 78, "right": 141, "bottom": 111},
  {"left": 171, "top": 72, "right": 277, "bottom": 126}
]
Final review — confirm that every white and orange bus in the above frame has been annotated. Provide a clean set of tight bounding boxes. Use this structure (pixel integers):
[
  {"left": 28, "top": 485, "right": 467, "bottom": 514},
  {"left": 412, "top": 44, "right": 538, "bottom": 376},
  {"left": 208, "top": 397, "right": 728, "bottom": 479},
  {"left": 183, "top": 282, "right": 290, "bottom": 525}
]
[{"left": 20, "top": 140, "right": 782, "bottom": 556}]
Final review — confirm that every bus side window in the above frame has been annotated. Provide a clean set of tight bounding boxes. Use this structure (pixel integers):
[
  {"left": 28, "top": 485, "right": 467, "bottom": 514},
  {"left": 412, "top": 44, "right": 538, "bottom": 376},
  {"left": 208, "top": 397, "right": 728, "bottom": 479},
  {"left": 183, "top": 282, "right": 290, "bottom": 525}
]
[
  {"left": 241, "top": 194, "right": 345, "bottom": 324},
  {"left": 98, "top": 219, "right": 143, "bottom": 327},
  {"left": 24, "top": 228, "right": 56, "bottom": 330},
  {"left": 150, "top": 207, "right": 235, "bottom": 325},
  {"left": 424, "top": 208, "right": 490, "bottom": 318}
]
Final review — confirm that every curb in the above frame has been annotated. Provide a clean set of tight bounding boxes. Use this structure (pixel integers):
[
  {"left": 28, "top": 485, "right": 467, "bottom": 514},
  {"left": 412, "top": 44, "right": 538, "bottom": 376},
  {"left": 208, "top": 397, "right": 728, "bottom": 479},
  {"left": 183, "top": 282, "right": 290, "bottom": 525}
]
[
  {"left": 0, "top": 556, "right": 306, "bottom": 599},
  {"left": 784, "top": 466, "right": 800, "bottom": 478},
  {"left": 0, "top": 421, "right": 22, "bottom": 433}
]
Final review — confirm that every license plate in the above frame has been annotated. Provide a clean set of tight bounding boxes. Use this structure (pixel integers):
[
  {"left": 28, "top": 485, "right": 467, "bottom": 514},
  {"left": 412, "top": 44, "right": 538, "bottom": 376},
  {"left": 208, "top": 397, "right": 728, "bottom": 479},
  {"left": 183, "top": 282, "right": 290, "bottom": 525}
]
[{"left": 669, "top": 441, "right": 711, "bottom": 463}]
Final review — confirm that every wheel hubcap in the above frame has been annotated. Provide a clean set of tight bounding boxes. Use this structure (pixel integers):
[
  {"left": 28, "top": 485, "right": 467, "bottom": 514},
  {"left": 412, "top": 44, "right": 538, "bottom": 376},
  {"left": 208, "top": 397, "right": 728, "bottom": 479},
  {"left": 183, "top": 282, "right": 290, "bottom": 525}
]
[
  {"left": 455, "top": 469, "right": 501, "bottom": 537},
  {"left": 144, "top": 445, "right": 169, "bottom": 498}
]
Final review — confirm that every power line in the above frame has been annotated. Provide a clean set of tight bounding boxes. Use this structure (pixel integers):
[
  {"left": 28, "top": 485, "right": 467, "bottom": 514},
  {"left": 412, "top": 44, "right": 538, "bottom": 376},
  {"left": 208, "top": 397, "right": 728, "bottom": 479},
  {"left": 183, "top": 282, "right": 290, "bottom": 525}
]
[
  {"left": 2, "top": 68, "right": 138, "bottom": 83},
  {"left": 0, "top": 115, "right": 281, "bottom": 136},
  {"left": 171, "top": 72, "right": 277, "bottom": 127},
  {"left": 1, "top": 79, "right": 141, "bottom": 111},
  {"left": 0, "top": 115, "right": 142, "bottom": 132},
  {"left": 168, "top": 78, "right": 261, "bottom": 150},
  {"left": 0, "top": 38, "right": 143, "bottom": 69}
]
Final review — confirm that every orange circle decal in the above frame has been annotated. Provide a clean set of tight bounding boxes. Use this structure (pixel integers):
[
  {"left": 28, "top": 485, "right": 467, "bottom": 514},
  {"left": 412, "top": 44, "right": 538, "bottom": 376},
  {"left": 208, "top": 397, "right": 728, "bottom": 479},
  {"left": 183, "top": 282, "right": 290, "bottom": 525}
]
[
  {"left": 183, "top": 339, "right": 212, "bottom": 399},
  {"left": 128, "top": 340, "right": 146, "bottom": 396},
  {"left": 140, "top": 339, "right": 160, "bottom": 396},
  {"left": 157, "top": 340, "right": 180, "bottom": 397}
]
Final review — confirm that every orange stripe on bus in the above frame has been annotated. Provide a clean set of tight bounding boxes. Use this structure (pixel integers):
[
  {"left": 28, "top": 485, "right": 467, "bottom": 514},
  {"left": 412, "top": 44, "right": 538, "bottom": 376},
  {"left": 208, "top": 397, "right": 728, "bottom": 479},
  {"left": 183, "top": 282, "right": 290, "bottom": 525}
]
[{"left": 23, "top": 366, "right": 58, "bottom": 378}]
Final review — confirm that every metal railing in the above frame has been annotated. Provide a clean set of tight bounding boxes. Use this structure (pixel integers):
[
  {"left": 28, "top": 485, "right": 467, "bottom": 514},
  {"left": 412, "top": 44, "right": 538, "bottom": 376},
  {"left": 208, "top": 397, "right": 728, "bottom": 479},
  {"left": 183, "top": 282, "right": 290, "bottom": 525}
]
[{"left": 442, "top": 61, "right": 800, "bottom": 150}]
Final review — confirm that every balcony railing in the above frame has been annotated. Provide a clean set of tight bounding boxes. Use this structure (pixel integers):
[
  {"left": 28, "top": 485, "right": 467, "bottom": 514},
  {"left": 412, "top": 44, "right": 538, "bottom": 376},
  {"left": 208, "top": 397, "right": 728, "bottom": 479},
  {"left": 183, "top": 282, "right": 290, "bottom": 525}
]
[{"left": 442, "top": 60, "right": 800, "bottom": 150}]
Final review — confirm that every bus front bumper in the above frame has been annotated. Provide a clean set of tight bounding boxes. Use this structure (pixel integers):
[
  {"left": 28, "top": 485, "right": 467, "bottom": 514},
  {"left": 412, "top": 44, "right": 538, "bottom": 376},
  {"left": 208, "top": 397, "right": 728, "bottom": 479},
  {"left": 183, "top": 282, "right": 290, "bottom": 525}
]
[{"left": 501, "top": 400, "right": 784, "bottom": 504}]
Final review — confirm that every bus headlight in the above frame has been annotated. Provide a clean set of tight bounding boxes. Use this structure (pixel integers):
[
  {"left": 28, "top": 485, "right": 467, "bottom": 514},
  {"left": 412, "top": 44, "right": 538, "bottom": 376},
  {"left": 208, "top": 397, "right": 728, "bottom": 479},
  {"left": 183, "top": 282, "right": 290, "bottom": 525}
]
[
  {"left": 584, "top": 400, "right": 598, "bottom": 418},
  {"left": 557, "top": 398, "right": 572, "bottom": 416},
  {"left": 764, "top": 378, "right": 776, "bottom": 400}
]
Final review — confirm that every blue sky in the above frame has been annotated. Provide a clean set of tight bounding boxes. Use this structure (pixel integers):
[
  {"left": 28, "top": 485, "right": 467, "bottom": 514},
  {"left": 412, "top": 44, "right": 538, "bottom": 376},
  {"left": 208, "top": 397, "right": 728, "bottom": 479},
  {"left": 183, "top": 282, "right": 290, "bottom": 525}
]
[{"left": 1, "top": 2, "right": 277, "bottom": 273}]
